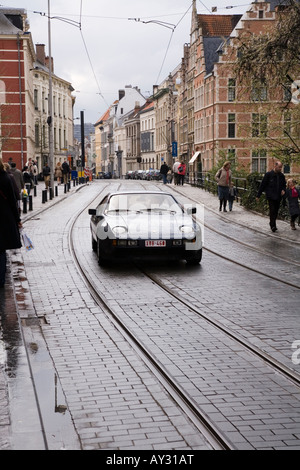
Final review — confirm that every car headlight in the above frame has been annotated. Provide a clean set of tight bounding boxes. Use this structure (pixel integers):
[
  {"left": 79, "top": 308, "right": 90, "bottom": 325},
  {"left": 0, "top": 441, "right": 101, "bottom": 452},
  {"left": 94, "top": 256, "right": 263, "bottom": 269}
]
[
  {"left": 180, "top": 226, "right": 195, "bottom": 239},
  {"left": 112, "top": 226, "right": 127, "bottom": 237}
]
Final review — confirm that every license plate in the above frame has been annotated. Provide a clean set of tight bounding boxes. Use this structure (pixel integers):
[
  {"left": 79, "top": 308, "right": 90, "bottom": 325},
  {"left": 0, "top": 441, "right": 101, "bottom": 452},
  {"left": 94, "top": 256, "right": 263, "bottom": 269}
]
[{"left": 145, "top": 240, "right": 166, "bottom": 247}]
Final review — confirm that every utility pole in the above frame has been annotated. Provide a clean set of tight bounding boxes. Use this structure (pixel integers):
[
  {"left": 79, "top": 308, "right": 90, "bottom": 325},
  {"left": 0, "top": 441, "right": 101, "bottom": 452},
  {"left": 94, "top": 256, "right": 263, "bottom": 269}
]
[
  {"left": 80, "top": 111, "right": 85, "bottom": 177},
  {"left": 47, "top": 0, "right": 54, "bottom": 195}
]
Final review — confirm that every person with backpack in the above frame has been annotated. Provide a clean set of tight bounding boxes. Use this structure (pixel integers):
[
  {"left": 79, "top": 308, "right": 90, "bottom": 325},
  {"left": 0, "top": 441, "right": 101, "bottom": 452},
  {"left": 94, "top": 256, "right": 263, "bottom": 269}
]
[{"left": 177, "top": 161, "right": 186, "bottom": 186}]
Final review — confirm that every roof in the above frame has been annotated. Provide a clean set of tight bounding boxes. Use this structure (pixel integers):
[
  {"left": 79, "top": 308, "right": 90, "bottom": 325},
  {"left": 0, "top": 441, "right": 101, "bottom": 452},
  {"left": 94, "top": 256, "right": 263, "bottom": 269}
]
[
  {"left": 203, "top": 37, "right": 225, "bottom": 75},
  {"left": 94, "top": 108, "right": 110, "bottom": 126},
  {"left": 197, "top": 14, "right": 242, "bottom": 37}
]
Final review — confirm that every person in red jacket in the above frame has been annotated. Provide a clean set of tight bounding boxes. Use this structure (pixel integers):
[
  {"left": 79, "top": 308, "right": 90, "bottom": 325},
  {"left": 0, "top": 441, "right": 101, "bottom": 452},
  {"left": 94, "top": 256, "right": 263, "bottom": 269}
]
[{"left": 177, "top": 161, "right": 186, "bottom": 185}]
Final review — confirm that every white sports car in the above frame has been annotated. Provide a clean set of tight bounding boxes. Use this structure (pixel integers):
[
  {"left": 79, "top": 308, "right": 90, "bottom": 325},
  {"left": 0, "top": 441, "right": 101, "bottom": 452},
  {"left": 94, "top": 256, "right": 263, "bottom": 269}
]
[{"left": 88, "top": 190, "right": 202, "bottom": 265}]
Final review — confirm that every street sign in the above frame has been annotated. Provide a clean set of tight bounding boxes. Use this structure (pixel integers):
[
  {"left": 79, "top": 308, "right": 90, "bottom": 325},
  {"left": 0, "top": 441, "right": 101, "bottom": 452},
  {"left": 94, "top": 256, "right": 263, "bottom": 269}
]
[{"left": 172, "top": 141, "right": 177, "bottom": 157}]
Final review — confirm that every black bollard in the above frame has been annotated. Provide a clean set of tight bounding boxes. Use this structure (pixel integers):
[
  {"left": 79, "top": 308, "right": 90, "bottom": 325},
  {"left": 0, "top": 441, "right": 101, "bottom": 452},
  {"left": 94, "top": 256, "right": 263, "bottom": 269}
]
[
  {"left": 29, "top": 195, "right": 33, "bottom": 211},
  {"left": 42, "top": 189, "right": 47, "bottom": 203},
  {"left": 34, "top": 185, "right": 37, "bottom": 197},
  {"left": 55, "top": 186, "right": 58, "bottom": 197},
  {"left": 22, "top": 197, "right": 27, "bottom": 213}
]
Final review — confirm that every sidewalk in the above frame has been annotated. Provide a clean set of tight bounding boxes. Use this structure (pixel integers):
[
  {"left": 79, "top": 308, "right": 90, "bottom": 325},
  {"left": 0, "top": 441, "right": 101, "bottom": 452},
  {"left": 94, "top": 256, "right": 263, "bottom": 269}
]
[
  {"left": 0, "top": 178, "right": 298, "bottom": 449},
  {"left": 0, "top": 179, "right": 87, "bottom": 450},
  {"left": 169, "top": 182, "right": 300, "bottom": 244}
]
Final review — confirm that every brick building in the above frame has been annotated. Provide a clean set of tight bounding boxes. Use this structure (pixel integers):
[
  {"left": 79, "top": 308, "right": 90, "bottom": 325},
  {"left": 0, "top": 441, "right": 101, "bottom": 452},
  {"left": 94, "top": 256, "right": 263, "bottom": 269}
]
[
  {"left": 0, "top": 8, "right": 35, "bottom": 168},
  {"left": 188, "top": 0, "right": 300, "bottom": 176}
]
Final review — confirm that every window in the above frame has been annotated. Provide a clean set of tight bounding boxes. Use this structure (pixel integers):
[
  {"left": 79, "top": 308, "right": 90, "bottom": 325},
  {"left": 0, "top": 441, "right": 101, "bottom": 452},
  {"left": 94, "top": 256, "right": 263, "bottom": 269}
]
[
  {"left": 259, "top": 10, "right": 264, "bottom": 18},
  {"left": 252, "top": 81, "right": 267, "bottom": 101},
  {"left": 228, "top": 114, "right": 236, "bottom": 138},
  {"left": 228, "top": 79, "right": 236, "bottom": 102},
  {"left": 34, "top": 89, "right": 38, "bottom": 110},
  {"left": 252, "top": 114, "right": 267, "bottom": 137},
  {"left": 228, "top": 148, "right": 236, "bottom": 162},
  {"left": 35, "top": 124, "right": 39, "bottom": 147},
  {"left": 252, "top": 149, "right": 267, "bottom": 173},
  {"left": 283, "top": 83, "right": 292, "bottom": 102}
]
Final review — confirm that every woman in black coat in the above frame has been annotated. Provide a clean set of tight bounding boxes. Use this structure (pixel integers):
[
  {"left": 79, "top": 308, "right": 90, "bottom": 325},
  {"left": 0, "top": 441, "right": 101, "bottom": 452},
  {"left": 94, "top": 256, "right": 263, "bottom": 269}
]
[{"left": 0, "top": 158, "right": 22, "bottom": 287}]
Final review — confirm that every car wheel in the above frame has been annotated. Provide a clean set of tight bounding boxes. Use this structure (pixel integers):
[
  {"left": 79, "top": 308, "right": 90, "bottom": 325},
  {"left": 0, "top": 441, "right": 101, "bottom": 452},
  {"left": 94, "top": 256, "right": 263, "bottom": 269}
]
[
  {"left": 97, "top": 239, "right": 109, "bottom": 266},
  {"left": 185, "top": 248, "right": 202, "bottom": 265},
  {"left": 92, "top": 236, "right": 97, "bottom": 252}
]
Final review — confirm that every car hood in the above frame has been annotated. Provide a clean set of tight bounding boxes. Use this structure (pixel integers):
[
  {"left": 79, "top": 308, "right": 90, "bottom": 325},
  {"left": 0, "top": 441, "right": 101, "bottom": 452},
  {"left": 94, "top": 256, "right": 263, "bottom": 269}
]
[{"left": 97, "top": 211, "right": 200, "bottom": 239}]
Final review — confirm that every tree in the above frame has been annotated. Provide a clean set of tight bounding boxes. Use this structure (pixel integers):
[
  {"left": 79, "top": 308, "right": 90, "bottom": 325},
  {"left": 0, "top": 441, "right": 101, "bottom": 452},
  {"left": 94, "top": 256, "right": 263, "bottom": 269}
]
[{"left": 235, "top": 0, "right": 300, "bottom": 164}]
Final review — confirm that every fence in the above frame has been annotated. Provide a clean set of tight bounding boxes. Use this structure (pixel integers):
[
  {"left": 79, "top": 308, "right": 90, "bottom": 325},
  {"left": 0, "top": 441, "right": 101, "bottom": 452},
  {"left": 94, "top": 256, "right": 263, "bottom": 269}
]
[{"left": 188, "top": 171, "right": 249, "bottom": 204}]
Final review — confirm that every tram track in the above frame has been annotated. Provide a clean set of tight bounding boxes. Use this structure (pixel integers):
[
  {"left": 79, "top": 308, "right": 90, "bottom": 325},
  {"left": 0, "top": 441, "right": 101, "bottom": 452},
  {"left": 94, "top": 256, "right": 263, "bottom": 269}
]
[
  {"left": 19, "top": 180, "right": 300, "bottom": 449},
  {"left": 68, "top": 197, "right": 234, "bottom": 450},
  {"left": 156, "top": 184, "right": 300, "bottom": 289},
  {"left": 68, "top": 189, "right": 300, "bottom": 450}
]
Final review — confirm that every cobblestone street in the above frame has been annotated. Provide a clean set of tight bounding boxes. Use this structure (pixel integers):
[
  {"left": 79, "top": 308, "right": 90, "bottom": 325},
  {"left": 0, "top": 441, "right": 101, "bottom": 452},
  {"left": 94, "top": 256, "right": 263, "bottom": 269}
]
[{"left": 0, "top": 180, "right": 299, "bottom": 451}]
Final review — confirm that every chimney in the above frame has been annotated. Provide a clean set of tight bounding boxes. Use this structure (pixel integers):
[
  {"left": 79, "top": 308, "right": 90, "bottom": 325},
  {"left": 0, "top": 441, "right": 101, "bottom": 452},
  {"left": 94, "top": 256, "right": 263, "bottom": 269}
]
[
  {"left": 119, "top": 89, "right": 125, "bottom": 100},
  {"left": 45, "top": 55, "right": 54, "bottom": 73},
  {"left": 36, "top": 44, "right": 46, "bottom": 66}
]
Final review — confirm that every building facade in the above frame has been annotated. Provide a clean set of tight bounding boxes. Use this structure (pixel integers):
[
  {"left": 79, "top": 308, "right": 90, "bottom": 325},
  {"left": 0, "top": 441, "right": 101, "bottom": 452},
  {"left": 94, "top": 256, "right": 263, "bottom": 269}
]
[
  {"left": 33, "top": 44, "right": 75, "bottom": 172},
  {"left": 0, "top": 7, "right": 35, "bottom": 168}
]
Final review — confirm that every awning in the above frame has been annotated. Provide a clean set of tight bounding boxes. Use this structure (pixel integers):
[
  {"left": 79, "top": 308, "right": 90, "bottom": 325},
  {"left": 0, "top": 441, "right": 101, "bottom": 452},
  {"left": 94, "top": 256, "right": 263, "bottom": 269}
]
[{"left": 189, "top": 151, "right": 201, "bottom": 164}]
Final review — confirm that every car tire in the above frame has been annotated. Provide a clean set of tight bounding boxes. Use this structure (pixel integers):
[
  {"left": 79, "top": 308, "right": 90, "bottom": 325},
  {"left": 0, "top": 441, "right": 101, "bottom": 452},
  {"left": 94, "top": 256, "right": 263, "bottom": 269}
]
[
  {"left": 92, "top": 236, "right": 97, "bottom": 252},
  {"left": 97, "top": 239, "right": 109, "bottom": 266},
  {"left": 185, "top": 248, "right": 202, "bottom": 265}
]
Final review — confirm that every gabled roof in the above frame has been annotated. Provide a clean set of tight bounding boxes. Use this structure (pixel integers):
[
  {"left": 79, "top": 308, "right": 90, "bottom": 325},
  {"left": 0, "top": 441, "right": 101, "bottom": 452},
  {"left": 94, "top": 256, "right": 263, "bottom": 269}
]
[
  {"left": 198, "top": 14, "right": 242, "bottom": 37},
  {"left": 94, "top": 108, "right": 110, "bottom": 126}
]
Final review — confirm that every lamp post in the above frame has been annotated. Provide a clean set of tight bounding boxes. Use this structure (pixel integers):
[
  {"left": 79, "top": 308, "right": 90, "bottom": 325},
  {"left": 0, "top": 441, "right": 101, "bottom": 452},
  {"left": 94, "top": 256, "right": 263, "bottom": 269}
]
[{"left": 47, "top": 0, "right": 54, "bottom": 195}]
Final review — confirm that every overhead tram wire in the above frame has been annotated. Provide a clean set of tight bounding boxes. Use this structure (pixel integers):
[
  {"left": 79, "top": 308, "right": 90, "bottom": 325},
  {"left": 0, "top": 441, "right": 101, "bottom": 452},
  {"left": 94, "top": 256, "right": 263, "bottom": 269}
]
[
  {"left": 34, "top": 5, "right": 109, "bottom": 112},
  {"left": 154, "top": 1, "right": 194, "bottom": 85}
]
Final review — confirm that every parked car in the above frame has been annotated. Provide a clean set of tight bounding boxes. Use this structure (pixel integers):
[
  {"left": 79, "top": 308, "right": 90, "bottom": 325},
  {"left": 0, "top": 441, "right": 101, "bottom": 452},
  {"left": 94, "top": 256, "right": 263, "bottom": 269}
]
[{"left": 88, "top": 190, "right": 202, "bottom": 265}]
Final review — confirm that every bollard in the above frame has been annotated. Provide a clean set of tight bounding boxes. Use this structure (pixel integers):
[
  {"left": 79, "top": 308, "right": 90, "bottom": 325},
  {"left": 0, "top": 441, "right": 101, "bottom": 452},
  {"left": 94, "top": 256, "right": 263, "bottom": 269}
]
[
  {"left": 55, "top": 186, "right": 58, "bottom": 197},
  {"left": 49, "top": 187, "right": 53, "bottom": 200},
  {"left": 22, "top": 197, "right": 27, "bottom": 213},
  {"left": 29, "top": 195, "right": 33, "bottom": 211},
  {"left": 42, "top": 189, "right": 47, "bottom": 203},
  {"left": 34, "top": 185, "right": 37, "bottom": 197},
  {"left": 64, "top": 184, "right": 67, "bottom": 193},
  {"left": 73, "top": 179, "right": 76, "bottom": 187},
  {"left": 68, "top": 181, "right": 70, "bottom": 191}
]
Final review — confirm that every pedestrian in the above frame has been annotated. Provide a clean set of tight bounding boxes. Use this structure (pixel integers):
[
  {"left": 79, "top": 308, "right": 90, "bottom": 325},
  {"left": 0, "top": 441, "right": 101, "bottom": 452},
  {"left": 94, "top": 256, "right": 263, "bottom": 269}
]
[
  {"left": 177, "top": 161, "right": 186, "bottom": 186},
  {"left": 22, "top": 165, "right": 33, "bottom": 196},
  {"left": 159, "top": 161, "right": 169, "bottom": 184},
  {"left": 62, "top": 159, "right": 70, "bottom": 185},
  {"left": 55, "top": 161, "right": 62, "bottom": 185},
  {"left": 284, "top": 179, "right": 300, "bottom": 231},
  {"left": 3, "top": 163, "right": 20, "bottom": 207},
  {"left": 228, "top": 182, "right": 237, "bottom": 211},
  {"left": 215, "top": 161, "right": 232, "bottom": 212},
  {"left": 9, "top": 162, "right": 24, "bottom": 212},
  {"left": 31, "top": 160, "right": 38, "bottom": 185},
  {"left": 173, "top": 160, "right": 180, "bottom": 185},
  {"left": 0, "top": 158, "right": 22, "bottom": 288},
  {"left": 42, "top": 162, "right": 51, "bottom": 189},
  {"left": 256, "top": 160, "right": 286, "bottom": 232}
]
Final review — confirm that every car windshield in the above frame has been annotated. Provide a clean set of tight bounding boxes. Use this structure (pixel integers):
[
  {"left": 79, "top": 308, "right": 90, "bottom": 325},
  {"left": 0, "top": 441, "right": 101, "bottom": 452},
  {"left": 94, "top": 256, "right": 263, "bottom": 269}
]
[{"left": 106, "top": 194, "right": 182, "bottom": 214}]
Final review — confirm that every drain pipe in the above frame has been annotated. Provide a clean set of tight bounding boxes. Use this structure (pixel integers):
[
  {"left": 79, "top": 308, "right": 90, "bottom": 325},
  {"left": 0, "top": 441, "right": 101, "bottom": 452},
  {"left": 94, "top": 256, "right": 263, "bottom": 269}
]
[{"left": 17, "top": 33, "right": 24, "bottom": 168}]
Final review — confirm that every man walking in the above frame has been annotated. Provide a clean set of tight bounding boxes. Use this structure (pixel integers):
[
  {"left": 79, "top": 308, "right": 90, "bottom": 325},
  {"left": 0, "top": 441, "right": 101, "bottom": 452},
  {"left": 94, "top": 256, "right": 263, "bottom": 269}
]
[
  {"left": 62, "top": 159, "right": 70, "bottom": 185},
  {"left": 159, "top": 161, "right": 169, "bottom": 184},
  {"left": 43, "top": 162, "right": 51, "bottom": 189},
  {"left": 256, "top": 161, "right": 286, "bottom": 232}
]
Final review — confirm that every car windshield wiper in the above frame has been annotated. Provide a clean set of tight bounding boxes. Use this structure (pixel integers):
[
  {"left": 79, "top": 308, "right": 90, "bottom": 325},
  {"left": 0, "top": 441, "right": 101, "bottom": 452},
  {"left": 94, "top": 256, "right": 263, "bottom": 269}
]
[{"left": 106, "top": 209, "right": 142, "bottom": 214}]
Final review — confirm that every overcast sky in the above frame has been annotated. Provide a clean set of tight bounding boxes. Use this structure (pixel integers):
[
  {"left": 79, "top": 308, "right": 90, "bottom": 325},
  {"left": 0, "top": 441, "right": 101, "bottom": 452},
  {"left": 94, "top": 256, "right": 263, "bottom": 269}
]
[{"left": 4, "top": 1, "right": 249, "bottom": 124}]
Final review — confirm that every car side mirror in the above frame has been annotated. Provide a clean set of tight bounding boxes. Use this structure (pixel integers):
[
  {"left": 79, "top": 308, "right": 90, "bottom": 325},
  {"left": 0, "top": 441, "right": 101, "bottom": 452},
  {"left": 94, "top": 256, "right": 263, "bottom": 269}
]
[
  {"left": 187, "top": 207, "right": 196, "bottom": 215},
  {"left": 88, "top": 209, "right": 97, "bottom": 215}
]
